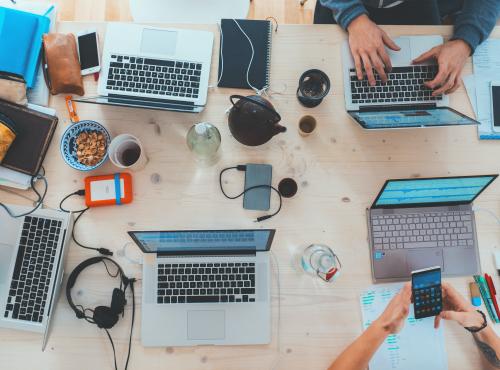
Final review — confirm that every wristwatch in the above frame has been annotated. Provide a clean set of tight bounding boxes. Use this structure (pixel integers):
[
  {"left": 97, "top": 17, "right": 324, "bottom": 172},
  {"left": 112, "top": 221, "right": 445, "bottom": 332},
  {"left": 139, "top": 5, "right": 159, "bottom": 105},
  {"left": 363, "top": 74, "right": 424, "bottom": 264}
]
[{"left": 464, "top": 310, "right": 488, "bottom": 333}]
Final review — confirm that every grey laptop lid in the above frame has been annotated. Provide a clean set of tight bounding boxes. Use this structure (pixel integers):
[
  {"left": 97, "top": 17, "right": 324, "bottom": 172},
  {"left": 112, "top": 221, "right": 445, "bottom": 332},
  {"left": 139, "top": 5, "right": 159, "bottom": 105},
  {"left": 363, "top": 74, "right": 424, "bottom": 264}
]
[
  {"left": 371, "top": 175, "right": 498, "bottom": 209},
  {"left": 349, "top": 105, "right": 478, "bottom": 130},
  {"left": 128, "top": 229, "right": 275, "bottom": 255}
]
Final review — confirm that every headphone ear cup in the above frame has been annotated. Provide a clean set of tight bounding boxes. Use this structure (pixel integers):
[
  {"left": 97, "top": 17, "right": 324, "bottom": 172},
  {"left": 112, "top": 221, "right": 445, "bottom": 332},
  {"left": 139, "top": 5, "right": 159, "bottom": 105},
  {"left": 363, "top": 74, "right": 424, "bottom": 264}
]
[
  {"left": 110, "top": 288, "right": 126, "bottom": 315},
  {"left": 93, "top": 306, "right": 119, "bottom": 329}
]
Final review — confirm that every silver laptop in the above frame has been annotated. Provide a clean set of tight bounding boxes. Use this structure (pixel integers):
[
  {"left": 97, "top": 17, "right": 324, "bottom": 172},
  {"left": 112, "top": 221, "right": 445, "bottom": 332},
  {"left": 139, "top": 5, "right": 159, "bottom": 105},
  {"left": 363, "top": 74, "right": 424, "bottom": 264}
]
[
  {"left": 75, "top": 23, "right": 213, "bottom": 113},
  {"left": 0, "top": 205, "right": 73, "bottom": 349},
  {"left": 342, "top": 35, "right": 478, "bottom": 129},
  {"left": 367, "top": 175, "right": 498, "bottom": 282},
  {"left": 128, "top": 229, "right": 275, "bottom": 347}
]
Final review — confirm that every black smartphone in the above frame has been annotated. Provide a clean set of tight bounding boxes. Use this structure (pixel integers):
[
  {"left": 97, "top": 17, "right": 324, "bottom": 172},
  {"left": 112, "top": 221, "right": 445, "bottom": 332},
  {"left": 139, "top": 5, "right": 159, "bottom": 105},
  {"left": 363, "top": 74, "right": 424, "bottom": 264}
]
[
  {"left": 411, "top": 266, "right": 442, "bottom": 319},
  {"left": 243, "top": 164, "right": 272, "bottom": 211}
]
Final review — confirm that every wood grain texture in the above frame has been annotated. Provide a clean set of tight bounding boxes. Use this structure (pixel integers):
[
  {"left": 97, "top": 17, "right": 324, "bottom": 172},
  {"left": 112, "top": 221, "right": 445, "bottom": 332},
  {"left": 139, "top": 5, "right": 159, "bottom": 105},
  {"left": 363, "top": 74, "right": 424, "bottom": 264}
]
[{"left": 1, "top": 22, "right": 500, "bottom": 370}]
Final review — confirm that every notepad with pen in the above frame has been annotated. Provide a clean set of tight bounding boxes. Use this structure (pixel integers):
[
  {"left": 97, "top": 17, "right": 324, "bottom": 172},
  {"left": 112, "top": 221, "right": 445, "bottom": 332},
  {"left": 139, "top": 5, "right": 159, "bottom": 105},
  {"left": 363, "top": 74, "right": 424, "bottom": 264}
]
[{"left": 217, "top": 19, "right": 273, "bottom": 91}]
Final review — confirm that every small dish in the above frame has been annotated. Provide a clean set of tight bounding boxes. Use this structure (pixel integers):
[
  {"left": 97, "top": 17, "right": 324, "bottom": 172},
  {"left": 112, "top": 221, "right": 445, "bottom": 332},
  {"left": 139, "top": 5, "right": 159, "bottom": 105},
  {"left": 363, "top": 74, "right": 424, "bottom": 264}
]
[{"left": 60, "top": 120, "right": 111, "bottom": 171}]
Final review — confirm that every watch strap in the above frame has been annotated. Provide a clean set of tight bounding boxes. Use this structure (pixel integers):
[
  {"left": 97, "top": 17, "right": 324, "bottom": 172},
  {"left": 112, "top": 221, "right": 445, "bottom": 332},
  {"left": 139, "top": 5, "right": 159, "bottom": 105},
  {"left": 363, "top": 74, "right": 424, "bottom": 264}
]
[{"left": 465, "top": 310, "right": 487, "bottom": 333}]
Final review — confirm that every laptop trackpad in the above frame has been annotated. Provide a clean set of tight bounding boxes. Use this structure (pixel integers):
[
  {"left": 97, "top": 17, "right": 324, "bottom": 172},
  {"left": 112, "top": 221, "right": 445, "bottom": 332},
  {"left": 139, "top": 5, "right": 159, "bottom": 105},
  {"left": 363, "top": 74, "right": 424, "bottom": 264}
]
[
  {"left": 407, "top": 249, "right": 443, "bottom": 273},
  {"left": 187, "top": 310, "right": 225, "bottom": 340},
  {"left": 0, "top": 243, "right": 14, "bottom": 283},
  {"left": 387, "top": 37, "right": 411, "bottom": 66}
]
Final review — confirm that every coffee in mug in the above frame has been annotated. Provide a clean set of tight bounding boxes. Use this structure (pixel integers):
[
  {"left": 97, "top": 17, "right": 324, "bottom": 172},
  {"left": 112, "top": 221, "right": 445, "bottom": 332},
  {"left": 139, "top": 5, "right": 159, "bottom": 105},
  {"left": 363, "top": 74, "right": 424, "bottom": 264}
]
[{"left": 108, "top": 134, "right": 148, "bottom": 171}]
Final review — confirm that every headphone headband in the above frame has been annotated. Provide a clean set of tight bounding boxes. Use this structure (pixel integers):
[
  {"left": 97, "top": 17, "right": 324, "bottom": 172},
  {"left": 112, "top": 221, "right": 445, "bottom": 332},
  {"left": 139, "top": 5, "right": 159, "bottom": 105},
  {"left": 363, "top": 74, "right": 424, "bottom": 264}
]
[{"left": 66, "top": 257, "right": 127, "bottom": 321}]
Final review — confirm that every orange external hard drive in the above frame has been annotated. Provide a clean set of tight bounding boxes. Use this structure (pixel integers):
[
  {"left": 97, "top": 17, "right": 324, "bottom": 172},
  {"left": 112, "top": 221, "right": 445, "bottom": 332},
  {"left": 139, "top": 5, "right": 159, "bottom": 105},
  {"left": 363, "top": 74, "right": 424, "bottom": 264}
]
[{"left": 84, "top": 173, "right": 133, "bottom": 207}]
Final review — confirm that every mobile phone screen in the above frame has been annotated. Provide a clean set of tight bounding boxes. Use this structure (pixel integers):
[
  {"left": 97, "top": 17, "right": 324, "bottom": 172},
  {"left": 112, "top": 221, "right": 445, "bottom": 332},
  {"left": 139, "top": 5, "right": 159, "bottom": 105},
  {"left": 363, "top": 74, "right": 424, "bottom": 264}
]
[
  {"left": 493, "top": 85, "right": 500, "bottom": 127},
  {"left": 412, "top": 267, "right": 442, "bottom": 319},
  {"left": 78, "top": 33, "right": 99, "bottom": 70}
]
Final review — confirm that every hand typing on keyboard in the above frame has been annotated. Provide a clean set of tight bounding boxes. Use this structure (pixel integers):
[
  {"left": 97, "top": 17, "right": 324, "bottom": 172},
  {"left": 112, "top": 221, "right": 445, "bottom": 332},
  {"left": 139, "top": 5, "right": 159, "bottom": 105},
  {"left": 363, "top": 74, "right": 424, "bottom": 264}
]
[
  {"left": 347, "top": 15, "right": 400, "bottom": 86},
  {"left": 412, "top": 39, "right": 472, "bottom": 96}
]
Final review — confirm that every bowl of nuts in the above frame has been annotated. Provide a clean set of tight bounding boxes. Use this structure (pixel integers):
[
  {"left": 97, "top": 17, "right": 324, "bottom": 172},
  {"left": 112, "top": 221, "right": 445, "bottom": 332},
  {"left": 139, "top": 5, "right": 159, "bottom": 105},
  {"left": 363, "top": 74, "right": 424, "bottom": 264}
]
[{"left": 60, "top": 120, "right": 111, "bottom": 171}]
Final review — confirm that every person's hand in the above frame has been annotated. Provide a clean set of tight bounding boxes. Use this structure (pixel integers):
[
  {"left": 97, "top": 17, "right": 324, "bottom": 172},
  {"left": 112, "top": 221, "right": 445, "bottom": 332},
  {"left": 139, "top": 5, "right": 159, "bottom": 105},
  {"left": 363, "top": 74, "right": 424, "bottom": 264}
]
[
  {"left": 412, "top": 39, "right": 471, "bottom": 96},
  {"left": 434, "top": 282, "right": 484, "bottom": 329},
  {"left": 347, "top": 14, "right": 400, "bottom": 86},
  {"left": 375, "top": 283, "right": 411, "bottom": 334}
]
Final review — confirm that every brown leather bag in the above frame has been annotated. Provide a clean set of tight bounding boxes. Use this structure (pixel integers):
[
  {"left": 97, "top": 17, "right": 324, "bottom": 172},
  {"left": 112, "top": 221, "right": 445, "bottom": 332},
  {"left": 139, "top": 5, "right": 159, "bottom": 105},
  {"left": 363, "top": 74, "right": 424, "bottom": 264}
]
[{"left": 42, "top": 33, "right": 84, "bottom": 96}]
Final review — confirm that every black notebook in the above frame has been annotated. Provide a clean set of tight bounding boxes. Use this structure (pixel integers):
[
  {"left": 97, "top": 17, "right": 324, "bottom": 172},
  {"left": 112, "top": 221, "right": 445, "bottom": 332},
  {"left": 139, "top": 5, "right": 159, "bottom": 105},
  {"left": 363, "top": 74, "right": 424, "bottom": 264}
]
[
  {"left": 217, "top": 19, "right": 272, "bottom": 90},
  {"left": 0, "top": 99, "right": 58, "bottom": 176}
]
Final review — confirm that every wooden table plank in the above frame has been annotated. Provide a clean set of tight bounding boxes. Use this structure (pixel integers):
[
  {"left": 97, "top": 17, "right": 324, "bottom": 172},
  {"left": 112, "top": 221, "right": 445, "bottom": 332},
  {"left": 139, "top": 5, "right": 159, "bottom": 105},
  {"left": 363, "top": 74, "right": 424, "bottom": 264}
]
[{"left": 1, "top": 22, "right": 499, "bottom": 370}]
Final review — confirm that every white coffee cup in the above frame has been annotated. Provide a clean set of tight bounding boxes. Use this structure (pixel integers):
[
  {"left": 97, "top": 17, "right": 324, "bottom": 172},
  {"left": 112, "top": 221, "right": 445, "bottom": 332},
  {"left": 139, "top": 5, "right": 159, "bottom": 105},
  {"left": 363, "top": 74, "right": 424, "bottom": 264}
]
[{"left": 108, "top": 134, "right": 148, "bottom": 171}]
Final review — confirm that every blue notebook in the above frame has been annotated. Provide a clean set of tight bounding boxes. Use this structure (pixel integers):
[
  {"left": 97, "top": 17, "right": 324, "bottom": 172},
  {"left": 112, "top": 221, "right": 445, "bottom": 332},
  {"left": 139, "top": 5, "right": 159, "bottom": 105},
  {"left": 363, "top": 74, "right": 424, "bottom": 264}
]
[{"left": 0, "top": 7, "right": 50, "bottom": 88}]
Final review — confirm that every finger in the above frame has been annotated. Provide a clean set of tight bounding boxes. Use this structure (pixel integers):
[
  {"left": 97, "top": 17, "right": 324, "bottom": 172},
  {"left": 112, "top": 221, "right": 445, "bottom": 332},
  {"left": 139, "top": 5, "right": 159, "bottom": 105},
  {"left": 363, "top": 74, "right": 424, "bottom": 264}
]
[
  {"left": 382, "top": 32, "right": 400, "bottom": 51},
  {"left": 378, "top": 47, "right": 393, "bottom": 74},
  {"left": 434, "top": 315, "right": 441, "bottom": 329},
  {"left": 426, "top": 67, "right": 450, "bottom": 90},
  {"left": 413, "top": 48, "right": 436, "bottom": 64},
  {"left": 447, "top": 74, "right": 461, "bottom": 94},
  {"left": 372, "top": 54, "right": 388, "bottom": 83},
  {"left": 360, "top": 53, "right": 376, "bottom": 86},
  {"left": 401, "top": 282, "right": 412, "bottom": 302},
  {"left": 353, "top": 52, "right": 363, "bottom": 81},
  {"left": 433, "top": 74, "right": 455, "bottom": 96}
]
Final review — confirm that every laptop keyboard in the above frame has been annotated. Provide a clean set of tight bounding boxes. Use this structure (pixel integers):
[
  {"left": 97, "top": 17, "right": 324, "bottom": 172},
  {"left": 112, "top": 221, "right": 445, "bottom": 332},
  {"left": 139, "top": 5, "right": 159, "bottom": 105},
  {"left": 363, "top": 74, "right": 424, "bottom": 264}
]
[
  {"left": 106, "top": 54, "right": 202, "bottom": 99},
  {"left": 4, "top": 216, "right": 61, "bottom": 323},
  {"left": 350, "top": 65, "right": 443, "bottom": 105},
  {"left": 371, "top": 211, "right": 474, "bottom": 250},
  {"left": 157, "top": 262, "right": 256, "bottom": 304}
]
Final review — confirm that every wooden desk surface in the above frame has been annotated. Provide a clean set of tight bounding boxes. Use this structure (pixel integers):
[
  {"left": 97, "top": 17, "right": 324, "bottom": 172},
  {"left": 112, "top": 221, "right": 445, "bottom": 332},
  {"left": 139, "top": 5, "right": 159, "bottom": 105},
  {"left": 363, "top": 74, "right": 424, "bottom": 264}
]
[{"left": 2, "top": 22, "right": 500, "bottom": 370}]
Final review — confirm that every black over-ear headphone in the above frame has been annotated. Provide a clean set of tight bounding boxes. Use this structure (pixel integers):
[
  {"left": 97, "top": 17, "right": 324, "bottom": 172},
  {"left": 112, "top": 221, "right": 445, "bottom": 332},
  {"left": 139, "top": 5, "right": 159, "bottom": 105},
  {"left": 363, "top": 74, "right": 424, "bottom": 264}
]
[{"left": 66, "top": 257, "right": 136, "bottom": 370}]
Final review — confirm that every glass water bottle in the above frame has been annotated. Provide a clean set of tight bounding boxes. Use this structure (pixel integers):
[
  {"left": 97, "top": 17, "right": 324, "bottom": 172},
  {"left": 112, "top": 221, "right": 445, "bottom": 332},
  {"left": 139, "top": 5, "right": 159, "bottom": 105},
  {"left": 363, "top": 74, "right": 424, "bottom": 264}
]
[{"left": 186, "top": 122, "right": 221, "bottom": 166}]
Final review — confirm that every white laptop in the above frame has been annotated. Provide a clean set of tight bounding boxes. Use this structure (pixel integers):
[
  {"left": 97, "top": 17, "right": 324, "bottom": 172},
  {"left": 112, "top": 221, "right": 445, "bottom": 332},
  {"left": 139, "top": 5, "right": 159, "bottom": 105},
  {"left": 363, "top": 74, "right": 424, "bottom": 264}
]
[
  {"left": 342, "top": 35, "right": 478, "bottom": 130},
  {"left": 128, "top": 229, "right": 274, "bottom": 347},
  {"left": 0, "top": 205, "right": 73, "bottom": 349},
  {"left": 75, "top": 23, "right": 213, "bottom": 113}
]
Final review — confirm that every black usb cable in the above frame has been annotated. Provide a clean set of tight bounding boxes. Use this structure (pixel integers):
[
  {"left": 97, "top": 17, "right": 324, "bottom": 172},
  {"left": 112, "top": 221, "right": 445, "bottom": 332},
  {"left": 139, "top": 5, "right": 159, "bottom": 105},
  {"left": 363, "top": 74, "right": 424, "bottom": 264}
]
[
  {"left": 219, "top": 165, "right": 282, "bottom": 222},
  {"left": 59, "top": 190, "right": 112, "bottom": 256}
]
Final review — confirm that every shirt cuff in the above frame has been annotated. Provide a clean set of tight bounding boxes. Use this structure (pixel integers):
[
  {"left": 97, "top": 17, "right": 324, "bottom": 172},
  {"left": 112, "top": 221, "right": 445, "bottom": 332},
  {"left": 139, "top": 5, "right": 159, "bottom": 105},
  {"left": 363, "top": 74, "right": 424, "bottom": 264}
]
[
  {"left": 336, "top": 4, "right": 368, "bottom": 30},
  {"left": 452, "top": 24, "right": 483, "bottom": 54}
]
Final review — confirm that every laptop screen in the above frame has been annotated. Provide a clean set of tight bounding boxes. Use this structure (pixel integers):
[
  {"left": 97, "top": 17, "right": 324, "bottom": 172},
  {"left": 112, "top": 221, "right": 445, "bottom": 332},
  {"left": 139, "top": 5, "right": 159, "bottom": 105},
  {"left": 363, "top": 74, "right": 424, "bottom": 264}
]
[
  {"left": 373, "top": 175, "right": 497, "bottom": 208},
  {"left": 128, "top": 229, "right": 275, "bottom": 254},
  {"left": 349, "top": 106, "right": 477, "bottom": 129}
]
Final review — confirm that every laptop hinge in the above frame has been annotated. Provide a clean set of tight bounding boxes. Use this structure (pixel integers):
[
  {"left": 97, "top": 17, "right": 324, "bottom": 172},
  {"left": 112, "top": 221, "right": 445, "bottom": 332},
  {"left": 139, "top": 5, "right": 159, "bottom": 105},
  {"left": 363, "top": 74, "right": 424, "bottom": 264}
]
[
  {"left": 359, "top": 103, "right": 437, "bottom": 112},
  {"left": 157, "top": 250, "right": 257, "bottom": 257}
]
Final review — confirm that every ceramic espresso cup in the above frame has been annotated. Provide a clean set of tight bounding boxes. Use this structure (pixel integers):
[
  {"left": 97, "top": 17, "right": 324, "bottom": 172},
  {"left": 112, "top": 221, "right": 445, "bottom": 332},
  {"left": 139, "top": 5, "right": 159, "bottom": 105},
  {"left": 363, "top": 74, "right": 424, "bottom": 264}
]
[{"left": 298, "top": 115, "right": 317, "bottom": 136}]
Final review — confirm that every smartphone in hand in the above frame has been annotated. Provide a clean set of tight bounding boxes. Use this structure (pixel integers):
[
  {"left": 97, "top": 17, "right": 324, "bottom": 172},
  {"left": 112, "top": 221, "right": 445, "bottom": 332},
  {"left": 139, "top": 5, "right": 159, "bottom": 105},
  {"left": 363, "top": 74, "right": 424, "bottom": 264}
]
[{"left": 411, "top": 266, "right": 442, "bottom": 319}]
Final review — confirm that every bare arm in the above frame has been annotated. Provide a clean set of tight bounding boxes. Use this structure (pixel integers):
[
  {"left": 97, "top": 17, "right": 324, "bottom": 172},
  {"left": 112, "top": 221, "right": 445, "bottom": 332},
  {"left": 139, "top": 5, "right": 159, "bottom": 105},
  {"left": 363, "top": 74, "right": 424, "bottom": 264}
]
[
  {"left": 327, "top": 321, "right": 388, "bottom": 370},
  {"left": 328, "top": 283, "right": 411, "bottom": 370},
  {"left": 436, "top": 283, "right": 500, "bottom": 368}
]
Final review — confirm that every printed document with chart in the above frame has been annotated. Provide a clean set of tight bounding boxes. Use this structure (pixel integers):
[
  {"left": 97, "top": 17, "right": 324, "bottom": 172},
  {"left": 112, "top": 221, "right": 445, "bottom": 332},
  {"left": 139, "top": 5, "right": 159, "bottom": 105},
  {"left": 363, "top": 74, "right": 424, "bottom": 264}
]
[{"left": 360, "top": 284, "right": 448, "bottom": 370}]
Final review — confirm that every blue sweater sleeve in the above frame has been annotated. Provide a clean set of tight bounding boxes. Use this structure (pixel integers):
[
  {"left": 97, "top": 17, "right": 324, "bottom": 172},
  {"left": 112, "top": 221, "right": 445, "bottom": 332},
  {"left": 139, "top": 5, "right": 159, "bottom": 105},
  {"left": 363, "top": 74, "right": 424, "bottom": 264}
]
[
  {"left": 452, "top": 0, "right": 500, "bottom": 53},
  {"left": 319, "top": 0, "right": 368, "bottom": 29}
]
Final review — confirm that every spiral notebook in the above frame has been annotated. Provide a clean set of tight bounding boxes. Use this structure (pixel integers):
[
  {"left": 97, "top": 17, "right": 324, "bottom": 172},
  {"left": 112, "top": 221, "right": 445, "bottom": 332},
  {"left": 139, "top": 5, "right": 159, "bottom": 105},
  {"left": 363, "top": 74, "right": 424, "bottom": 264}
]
[{"left": 217, "top": 19, "right": 272, "bottom": 90}]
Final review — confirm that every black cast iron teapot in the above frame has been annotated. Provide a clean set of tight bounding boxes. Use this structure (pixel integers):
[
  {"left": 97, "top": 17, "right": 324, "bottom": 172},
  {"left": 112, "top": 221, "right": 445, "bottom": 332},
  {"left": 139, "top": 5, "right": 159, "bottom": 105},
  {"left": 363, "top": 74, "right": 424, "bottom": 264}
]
[{"left": 228, "top": 95, "right": 286, "bottom": 146}]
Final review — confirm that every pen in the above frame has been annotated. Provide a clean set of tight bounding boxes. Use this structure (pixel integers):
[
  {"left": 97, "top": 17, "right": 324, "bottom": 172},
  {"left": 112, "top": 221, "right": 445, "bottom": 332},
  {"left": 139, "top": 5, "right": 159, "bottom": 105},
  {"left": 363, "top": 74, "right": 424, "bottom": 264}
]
[
  {"left": 485, "top": 274, "right": 500, "bottom": 319},
  {"left": 43, "top": 5, "right": 55, "bottom": 17}
]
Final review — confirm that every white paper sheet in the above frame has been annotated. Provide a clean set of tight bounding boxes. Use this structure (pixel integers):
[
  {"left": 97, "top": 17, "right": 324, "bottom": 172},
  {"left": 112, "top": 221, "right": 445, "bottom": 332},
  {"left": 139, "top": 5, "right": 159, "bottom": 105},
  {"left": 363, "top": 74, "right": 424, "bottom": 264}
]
[{"left": 360, "top": 284, "right": 448, "bottom": 370}]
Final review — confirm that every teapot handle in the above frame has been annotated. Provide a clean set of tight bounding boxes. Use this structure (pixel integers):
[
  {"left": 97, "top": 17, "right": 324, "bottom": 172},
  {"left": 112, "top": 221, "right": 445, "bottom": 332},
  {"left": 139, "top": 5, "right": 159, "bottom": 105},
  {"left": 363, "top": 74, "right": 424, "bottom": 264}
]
[{"left": 229, "top": 95, "right": 281, "bottom": 122}]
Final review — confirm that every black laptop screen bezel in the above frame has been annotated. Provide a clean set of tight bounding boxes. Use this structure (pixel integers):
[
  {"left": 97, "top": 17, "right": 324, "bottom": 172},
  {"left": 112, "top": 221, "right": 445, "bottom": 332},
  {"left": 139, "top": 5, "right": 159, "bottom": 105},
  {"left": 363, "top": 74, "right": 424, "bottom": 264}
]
[
  {"left": 127, "top": 229, "right": 276, "bottom": 255},
  {"left": 371, "top": 175, "right": 498, "bottom": 209},
  {"left": 348, "top": 105, "right": 479, "bottom": 130}
]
